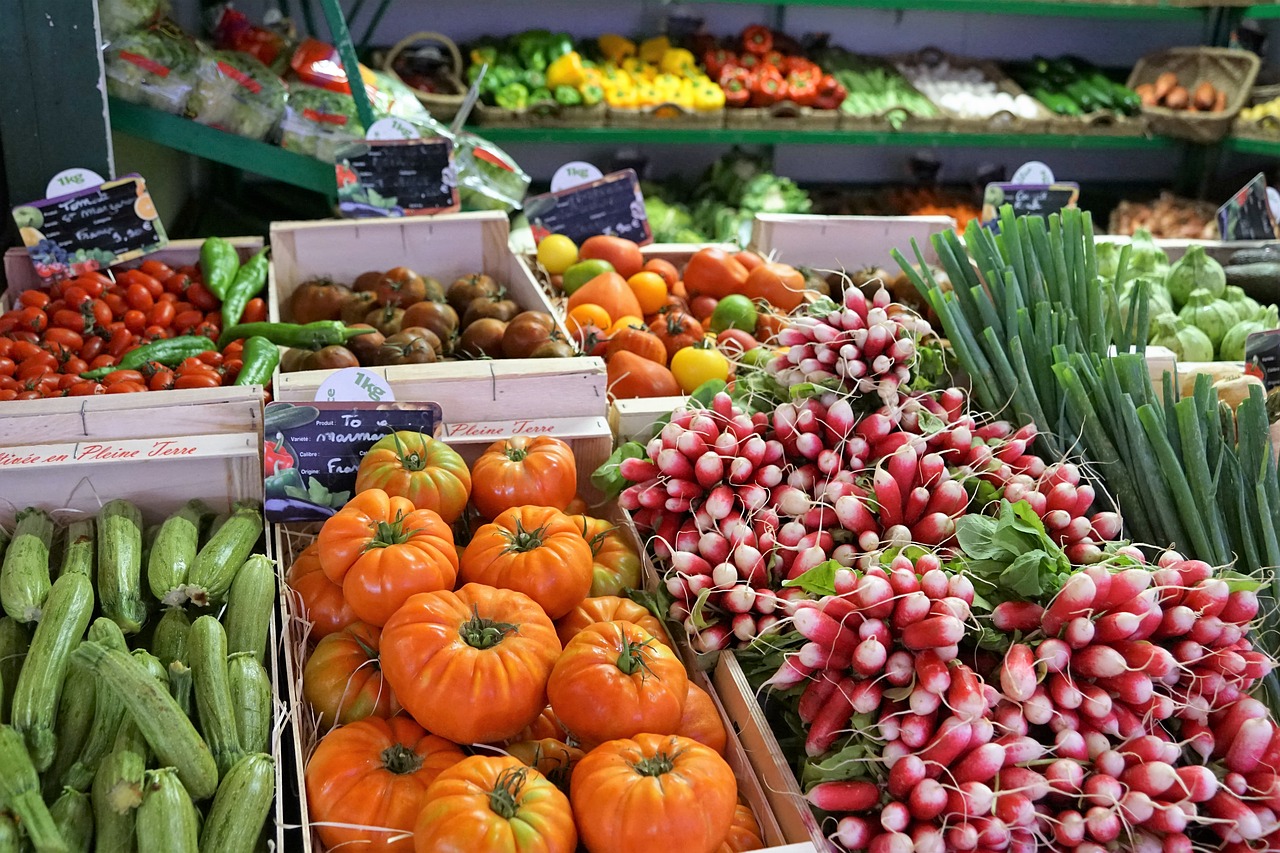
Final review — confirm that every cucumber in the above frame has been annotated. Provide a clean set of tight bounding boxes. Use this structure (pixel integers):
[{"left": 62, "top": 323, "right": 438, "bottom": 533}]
[
  {"left": 57, "top": 519, "right": 94, "bottom": 579},
  {"left": 42, "top": 659, "right": 95, "bottom": 798},
  {"left": 0, "top": 813, "right": 17, "bottom": 853},
  {"left": 186, "top": 504, "right": 261, "bottom": 607},
  {"left": 198, "top": 753, "right": 273, "bottom": 853},
  {"left": 136, "top": 768, "right": 199, "bottom": 853},
  {"left": 71, "top": 642, "right": 218, "bottom": 801},
  {"left": 152, "top": 608, "right": 191, "bottom": 669},
  {"left": 90, "top": 725, "right": 147, "bottom": 853},
  {"left": 224, "top": 555, "right": 275, "bottom": 664},
  {"left": 1228, "top": 245, "right": 1280, "bottom": 266},
  {"left": 48, "top": 788, "right": 92, "bottom": 853},
  {"left": 1, "top": 507, "right": 55, "bottom": 623},
  {"left": 147, "top": 502, "right": 205, "bottom": 607},
  {"left": 98, "top": 500, "right": 146, "bottom": 634},
  {"left": 0, "top": 618, "right": 29, "bottom": 724},
  {"left": 59, "top": 618, "right": 129, "bottom": 793},
  {"left": 190, "top": 617, "right": 245, "bottom": 778},
  {"left": 228, "top": 653, "right": 272, "bottom": 755},
  {"left": 0, "top": 725, "right": 67, "bottom": 853},
  {"left": 12, "top": 572, "right": 94, "bottom": 772}
]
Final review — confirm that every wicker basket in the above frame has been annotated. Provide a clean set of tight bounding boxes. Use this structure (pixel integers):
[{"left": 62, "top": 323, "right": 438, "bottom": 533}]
[
  {"left": 381, "top": 31, "right": 467, "bottom": 123},
  {"left": 472, "top": 99, "right": 606, "bottom": 128},
  {"left": 1046, "top": 110, "right": 1150, "bottom": 137},
  {"left": 1127, "top": 47, "right": 1260, "bottom": 144},
  {"left": 891, "top": 48, "right": 1054, "bottom": 135},
  {"left": 608, "top": 102, "right": 725, "bottom": 129}
]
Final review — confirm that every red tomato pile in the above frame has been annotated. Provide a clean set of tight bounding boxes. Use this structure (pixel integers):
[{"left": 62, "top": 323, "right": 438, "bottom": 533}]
[{"left": 0, "top": 259, "right": 267, "bottom": 399}]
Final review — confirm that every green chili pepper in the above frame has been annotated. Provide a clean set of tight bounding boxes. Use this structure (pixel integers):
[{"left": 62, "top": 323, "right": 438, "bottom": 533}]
[
  {"left": 199, "top": 237, "right": 241, "bottom": 301},
  {"left": 221, "top": 247, "right": 270, "bottom": 331},
  {"left": 217, "top": 321, "right": 374, "bottom": 350},
  {"left": 80, "top": 336, "right": 217, "bottom": 380},
  {"left": 233, "top": 336, "right": 280, "bottom": 387}
]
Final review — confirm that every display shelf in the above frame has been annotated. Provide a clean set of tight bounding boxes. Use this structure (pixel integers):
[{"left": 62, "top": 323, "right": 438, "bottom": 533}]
[
  {"left": 687, "top": 0, "right": 1208, "bottom": 18},
  {"left": 1242, "top": 2, "right": 1280, "bottom": 17},
  {"left": 1229, "top": 136, "right": 1280, "bottom": 155},
  {"left": 108, "top": 98, "right": 337, "bottom": 196},
  {"left": 468, "top": 124, "right": 1178, "bottom": 150}
]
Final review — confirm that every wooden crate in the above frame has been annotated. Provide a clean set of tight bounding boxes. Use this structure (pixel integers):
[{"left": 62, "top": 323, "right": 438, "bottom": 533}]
[
  {"left": 0, "top": 388, "right": 299, "bottom": 851},
  {"left": 274, "top": 493, "right": 797, "bottom": 853},
  {"left": 750, "top": 213, "right": 954, "bottom": 273}
]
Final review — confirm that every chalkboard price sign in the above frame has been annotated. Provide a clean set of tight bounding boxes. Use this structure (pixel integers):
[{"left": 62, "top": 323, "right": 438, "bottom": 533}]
[
  {"left": 263, "top": 401, "right": 443, "bottom": 522},
  {"left": 336, "top": 138, "right": 459, "bottom": 218},
  {"left": 12, "top": 174, "right": 168, "bottom": 281},
  {"left": 982, "top": 182, "right": 1080, "bottom": 230},
  {"left": 1219, "top": 173, "right": 1277, "bottom": 242},
  {"left": 525, "top": 169, "right": 652, "bottom": 246}
]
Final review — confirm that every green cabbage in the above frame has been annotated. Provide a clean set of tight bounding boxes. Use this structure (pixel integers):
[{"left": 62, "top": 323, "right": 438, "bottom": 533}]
[
  {"left": 189, "top": 51, "right": 286, "bottom": 140},
  {"left": 100, "top": 0, "right": 168, "bottom": 39},
  {"left": 104, "top": 29, "right": 199, "bottom": 114},
  {"left": 1165, "top": 244, "right": 1226, "bottom": 309},
  {"left": 281, "top": 84, "right": 363, "bottom": 162}
]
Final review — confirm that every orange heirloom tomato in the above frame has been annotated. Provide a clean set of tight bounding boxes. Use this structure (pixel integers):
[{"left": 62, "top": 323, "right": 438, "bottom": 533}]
[
  {"left": 718, "top": 804, "right": 764, "bottom": 853},
  {"left": 676, "top": 681, "right": 728, "bottom": 755},
  {"left": 555, "top": 595, "right": 670, "bottom": 650},
  {"left": 355, "top": 431, "right": 472, "bottom": 523},
  {"left": 380, "top": 583, "right": 562, "bottom": 745},
  {"left": 305, "top": 716, "right": 465, "bottom": 853},
  {"left": 547, "top": 620, "right": 688, "bottom": 745},
  {"left": 470, "top": 436, "right": 578, "bottom": 521},
  {"left": 568, "top": 516, "right": 643, "bottom": 597},
  {"left": 570, "top": 734, "right": 736, "bottom": 853},
  {"left": 285, "top": 542, "right": 358, "bottom": 641},
  {"left": 303, "top": 621, "right": 401, "bottom": 730},
  {"left": 507, "top": 706, "right": 568, "bottom": 744},
  {"left": 742, "top": 261, "right": 807, "bottom": 312},
  {"left": 683, "top": 248, "right": 748, "bottom": 300},
  {"left": 317, "top": 489, "right": 458, "bottom": 627},
  {"left": 505, "top": 738, "right": 585, "bottom": 794},
  {"left": 414, "top": 756, "right": 577, "bottom": 853},
  {"left": 460, "top": 506, "right": 592, "bottom": 620}
]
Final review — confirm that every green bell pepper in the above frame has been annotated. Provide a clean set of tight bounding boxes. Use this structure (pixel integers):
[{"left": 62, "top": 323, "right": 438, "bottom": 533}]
[
  {"left": 529, "top": 87, "right": 552, "bottom": 104},
  {"left": 545, "top": 33, "right": 574, "bottom": 62},
  {"left": 581, "top": 84, "right": 604, "bottom": 106},
  {"left": 553, "top": 85, "right": 583, "bottom": 107},
  {"left": 514, "top": 29, "right": 553, "bottom": 69},
  {"left": 495, "top": 82, "right": 529, "bottom": 111},
  {"left": 521, "top": 69, "right": 546, "bottom": 90}
]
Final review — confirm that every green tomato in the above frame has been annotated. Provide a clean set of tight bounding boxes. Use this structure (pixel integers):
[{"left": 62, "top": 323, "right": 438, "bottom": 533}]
[
  {"left": 710, "top": 294, "right": 758, "bottom": 334},
  {"left": 739, "top": 346, "right": 773, "bottom": 368},
  {"left": 671, "top": 344, "right": 730, "bottom": 394},
  {"left": 562, "top": 259, "right": 614, "bottom": 295}
]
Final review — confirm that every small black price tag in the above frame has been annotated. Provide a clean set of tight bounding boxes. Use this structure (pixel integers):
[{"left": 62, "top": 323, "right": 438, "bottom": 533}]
[
  {"left": 982, "top": 182, "right": 1080, "bottom": 228},
  {"left": 12, "top": 174, "right": 167, "bottom": 280},
  {"left": 262, "top": 401, "right": 443, "bottom": 522},
  {"left": 336, "top": 138, "right": 459, "bottom": 218},
  {"left": 1246, "top": 330, "right": 1280, "bottom": 391},
  {"left": 525, "top": 168, "right": 652, "bottom": 246},
  {"left": 1219, "top": 173, "right": 1277, "bottom": 242}
]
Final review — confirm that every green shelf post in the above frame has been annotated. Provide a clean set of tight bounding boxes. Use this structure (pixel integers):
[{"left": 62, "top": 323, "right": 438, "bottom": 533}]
[{"left": 318, "top": 0, "right": 376, "bottom": 130}]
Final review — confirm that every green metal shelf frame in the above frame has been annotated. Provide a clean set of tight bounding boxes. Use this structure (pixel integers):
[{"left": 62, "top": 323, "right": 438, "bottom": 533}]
[
  {"left": 109, "top": 98, "right": 337, "bottom": 196},
  {"left": 691, "top": 0, "right": 1208, "bottom": 18},
  {"left": 465, "top": 125, "right": 1179, "bottom": 150},
  {"left": 1229, "top": 136, "right": 1280, "bottom": 156},
  {"left": 1242, "top": 2, "right": 1280, "bottom": 17}
]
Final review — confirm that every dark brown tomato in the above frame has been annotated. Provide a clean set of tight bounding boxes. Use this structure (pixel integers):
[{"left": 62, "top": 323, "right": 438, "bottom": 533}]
[
  {"left": 530, "top": 339, "right": 575, "bottom": 358},
  {"left": 457, "top": 318, "right": 507, "bottom": 359},
  {"left": 353, "top": 271, "right": 384, "bottom": 293},
  {"left": 365, "top": 304, "right": 405, "bottom": 337},
  {"left": 376, "top": 332, "right": 437, "bottom": 365},
  {"left": 402, "top": 300, "right": 458, "bottom": 348},
  {"left": 501, "top": 313, "right": 556, "bottom": 358},
  {"left": 422, "top": 276, "right": 446, "bottom": 303},
  {"left": 376, "top": 267, "right": 429, "bottom": 308},
  {"left": 399, "top": 327, "right": 443, "bottom": 357},
  {"left": 303, "top": 346, "right": 359, "bottom": 371},
  {"left": 461, "top": 297, "right": 520, "bottom": 329},
  {"left": 345, "top": 324, "right": 385, "bottom": 365},
  {"left": 446, "top": 274, "right": 499, "bottom": 315},
  {"left": 280, "top": 347, "right": 310, "bottom": 373},
  {"left": 290, "top": 278, "right": 352, "bottom": 324},
  {"left": 339, "top": 291, "right": 379, "bottom": 325}
]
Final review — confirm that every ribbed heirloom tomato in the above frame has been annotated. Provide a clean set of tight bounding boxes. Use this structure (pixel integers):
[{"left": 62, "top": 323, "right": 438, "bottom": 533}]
[
  {"left": 676, "top": 681, "right": 728, "bottom": 755},
  {"left": 719, "top": 804, "right": 764, "bottom": 852},
  {"left": 414, "top": 756, "right": 577, "bottom": 853},
  {"left": 469, "top": 436, "right": 578, "bottom": 520},
  {"left": 354, "top": 431, "right": 472, "bottom": 523},
  {"left": 569, "top": 734, "right": 737, "bottom": 853},
  {"left": 547, "top": 620, "right": 688, "bottom": 745},
  {"left": 555, "top": 595, "right": 671, "bottom": 649},
  {"left": 305, "top": 716, "right": 465, "bottom": 853},
  {"left": 505, "top": 738, "right": 584, "bottom": 794},
  {"left": 317, "top": 489, "right": 458, "bottom": 626},
  {"left": 380, "top": 583, "right": 562, "bottom": 745},
  {"left": 568, "top": 515, "right": 643, "bottom": 597},
  {"left": 285, "top": 542, "right": 358, "bottom": 641},
  {"left": 302, "top": 621, "right": 401, "bottom": 730},
  {"left": 460, "top": 506, "right": 593, "bottom": 619}
]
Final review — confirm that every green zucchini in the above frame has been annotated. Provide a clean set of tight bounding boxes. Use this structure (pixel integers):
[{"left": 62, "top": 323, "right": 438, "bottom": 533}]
[
  {"left": 42, "top": 659, "right": 95, "bottom": 798},
  {"left": 198, "top": 753, "right": 273, "bottom": 853},
  {"left": 132, "top": 650, "right": 168, "bottom": 685},
  {"left": 70, "top": 642, "right": 218, "bottom": 801},
  {"left": 0, "top": 618, "right": 30, "bottom": 724},
  {"left": 186, "top": 504, "right": 261, "bottom": 607},
  {"left": 1228, "top": 245, "right": 1280, "bottom": 266},
  {"left": 1225, "top": 262, "right": 1280, "bottom": 293},
  {"left": 57, "top": 519, "right": 94, "bottom": 579},
  {"left": 227, "top": 653, "right": 271, "bottom": 756},
  {"left": 48, "top": 788, "right": 92, "bottom": 853},
  {"left": 0, "top": 813, "right": 18, "bottom": 853},
  {"left": 152, "top": 607, "right": 191, "bottom": 669},
  {"left": 90, "top": 725, "right": 146, "bottom": 853},
  {"left": 59, "top": 618, "right": 130, "bottom": 793},
  {"left": 224, "top": 555, "right": 274, "bottom": 664},
  {"left": 98, "top": 500, "right": 146, "bottom": 634},
  {"left": 12, "top": 572, "right": 94, "bottom": 772},
  {"left": 137, "top": 768, "right": 200, "bottom": 853},
  {"left": 0, "top": 725, "right": 67, "bottom": 853},
  {"left": 147, "top": 502, "right": 205, "bottom": 607},
  {"left": 1, "top": 507, "right": 55, "bottom": 623},
  {"left": 203, "top": 513, "right": 230, "bottom": 547},
  {"left": 168, "top": 661, "right": 193, "bottom": 718},
  {"left": 189, "top": 616, "right": 245, "bottom": 778}
]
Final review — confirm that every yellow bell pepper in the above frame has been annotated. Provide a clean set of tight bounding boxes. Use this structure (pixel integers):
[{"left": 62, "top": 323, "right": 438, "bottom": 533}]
[
  {"left": 635, "top": 83, "right": 661, "bottom": 107},
  {"left": 638, "top": 36, "right": 670, "bottom": 65},
  {"left": 672, "top": 80, "right": 696, "bottom": 110},
  {"left": 605, "top": 85, "right": 637, "bottom": 109},
  {"left": 547, "top": 51, "right": 586, "bottom": 89},
  {"left": 655, "top": 73, "right": 682, "bottom": 99},
  {"left": 621, "top": 57, "right": 646, "bottom": 77},
  {"left": 597, "top": 34, "right": 636, "bottom": 63},
  {"left": 660, "top": 48, "right": 697, "bottom": 78},
  {"left": 583, "top": 67, "right": 605, "bottom": 88},
  {"left": 693, "top": 82, "right": 725, "bottom": 112}
]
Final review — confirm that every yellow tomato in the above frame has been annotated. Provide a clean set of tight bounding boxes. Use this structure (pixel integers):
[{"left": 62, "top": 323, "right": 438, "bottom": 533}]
[
  {"left": 627, "top": 271, "right": 668, "bottom": 315},
  {"left": 607, "top": 315, "right": 645, "bottom": 335},
  {"left": 671, "top": 344, "right": 730, "bottom": 393},
  {"left": 536, "top": 234, "right": 579, "bottom": 275}
]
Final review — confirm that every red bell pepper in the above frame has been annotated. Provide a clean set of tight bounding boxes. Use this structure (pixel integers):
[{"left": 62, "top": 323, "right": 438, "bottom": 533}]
[
  {"left": 812, "top": 77, "right": 848, "bottom": 110},
  {"left": 783, "top": 56, "right": 819, "bottom": 77},
  {"left": 736, "top": 52, "right": 759, "bottom": 72},
  {"left": 722, "top": 74, "right": 752, "bottom": 108},
  {"left": 763, "top": 50, "right": 786, "bottom": 70},
  {"left": 786, "top": 71, "right": 819, "bottom": 107},
  {"left": 264, "top": 438, "right": 294, "bottom": 476},
  {"left": 703, "top": 48, "right": 738, "bottom": 80},
  {"left": 741, "top": 25, "right": 773, "bottom": 57},
  {"left": 751, "top": 66, "right": 787, "bottom": 108}
]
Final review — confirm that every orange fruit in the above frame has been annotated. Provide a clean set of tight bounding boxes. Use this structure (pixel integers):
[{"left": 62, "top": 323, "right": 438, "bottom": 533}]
[
  {"left": 627, "top": 271, "right": 668, "bottom": 315},
  {"left": 607, "top": 315, "right": 645, "bottom": 335},
  {"left": 568, "top": 303, "right": 612, "bottom": 335}
]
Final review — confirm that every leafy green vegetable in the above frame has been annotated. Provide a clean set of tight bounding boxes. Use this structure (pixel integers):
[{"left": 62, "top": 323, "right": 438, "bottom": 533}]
[
  {"left": 955, "top": 499, "right": 1072, "bottom": 603},
  {"left": 104, "top": 29, "right": 199, "bottom": 114},
  {"left": 100, "top": 0, "right": 168, "bottom": 39},
  {"left": 591, "top": 441, "right": 646, "bottom": 501},
  {"left": 280, "top": 84, "right": 363, "bottom": 162},
  {"left": 781, "top": 560, "right": 842, "bottom": 598},
  {"left": 189, "top": 51, "right": 286, "bottom": 141}
]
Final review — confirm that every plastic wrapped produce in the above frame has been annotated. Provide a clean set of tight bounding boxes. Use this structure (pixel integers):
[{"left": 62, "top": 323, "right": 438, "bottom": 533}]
[
  {"left": 280, "top": 84, "right": 363, "bottom": 162},
  {"left": 104, "top": 28, "right": 200, "bottom": 114},
  {"left": 99, "top": 0, "right": 169, "bottom": 39},
  {"left": 188, "top": 50, "right": 286, "bottom": 140}
]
